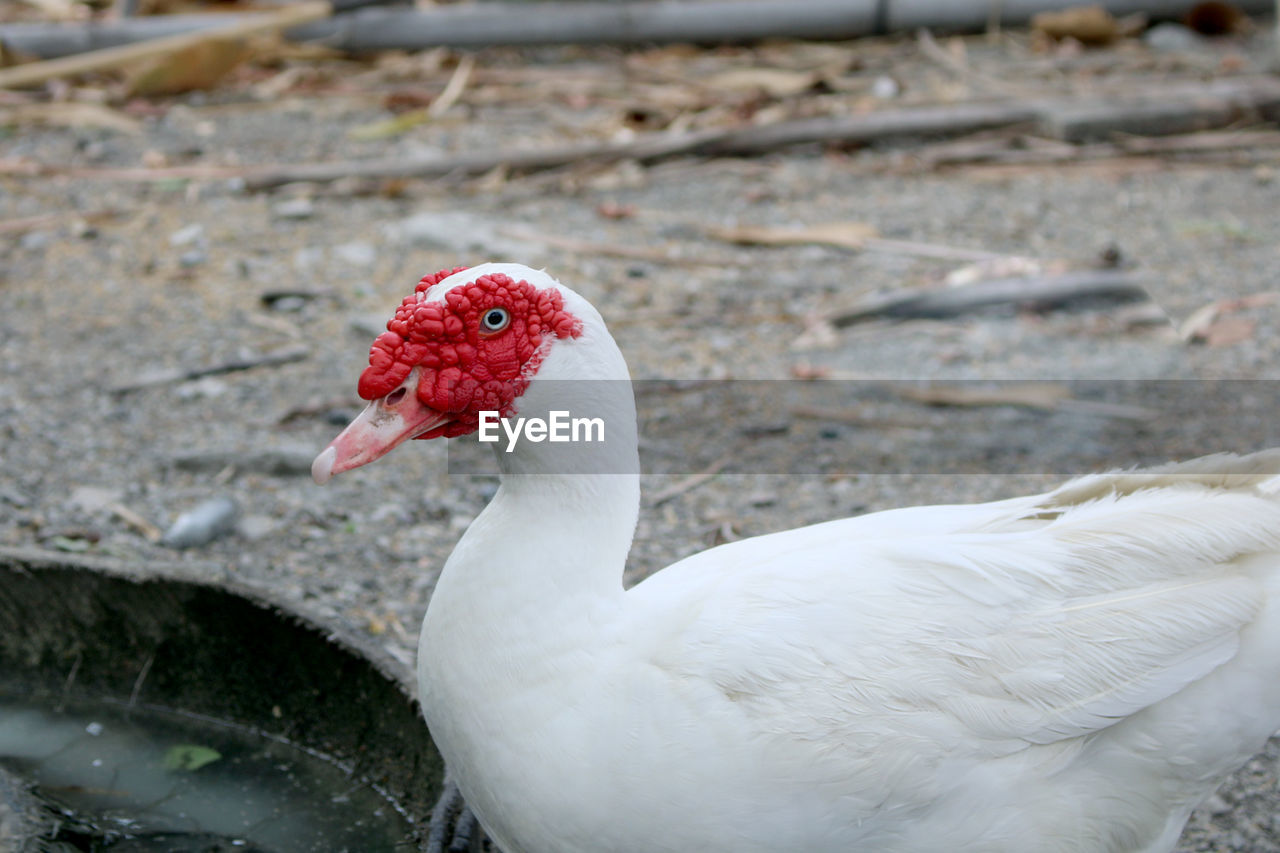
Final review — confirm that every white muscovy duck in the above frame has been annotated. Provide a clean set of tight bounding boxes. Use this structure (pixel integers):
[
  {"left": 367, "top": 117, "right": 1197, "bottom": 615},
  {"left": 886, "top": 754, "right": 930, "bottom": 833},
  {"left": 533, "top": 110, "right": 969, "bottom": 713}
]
[{"left": 312, "top": 262, "right": 1280, "bottom": 853}]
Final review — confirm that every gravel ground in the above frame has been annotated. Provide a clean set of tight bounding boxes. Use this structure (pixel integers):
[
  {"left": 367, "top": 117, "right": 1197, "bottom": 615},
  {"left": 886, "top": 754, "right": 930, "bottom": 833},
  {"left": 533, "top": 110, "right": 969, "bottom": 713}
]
[{"left": 2, "top": 25, "right": 1280, "bottom": 851}]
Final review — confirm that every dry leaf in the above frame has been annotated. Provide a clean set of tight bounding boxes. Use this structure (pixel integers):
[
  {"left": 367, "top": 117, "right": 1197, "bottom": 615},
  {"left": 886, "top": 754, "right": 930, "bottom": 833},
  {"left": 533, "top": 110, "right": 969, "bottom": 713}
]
[
  {"left": 1031, "top": 5, "right": 1121, "bottom": 45},
  {"left": 789, "top": 363, "right": 831, "bottom": 380},
  {"left": 703, "top": 67, "right": 823, "bottom": 98},
  {"left": 1202, "top": 315, "right": 1256, "bottom": 347},
  {"left": 0, "top": 101, "right": 140, "bottom": 134},
  {"left": 790, "top": 315, "right": 839, "bottom": 351},
  {"left": 707, "top": 221, "right": 879, "bottom": 252},
  {"left": 1180, "top": 292, "right": 1280, "bottom": 345},
  {"left": 126, "top": 38, "right": 249, "bottom": 97},
  {"left": 348, "top": 108, "right": 434, "bottom": 141},
  {"left": 897, "top": 383, "right": 1072, "bottom": 411},
  {"left": 596, "top": 202, "right": 635, "bottom": 220},
  {"left": 384, "top": 88, "right": 436, "bottom": 112},
  {"left": 944, "top": 256, "right": 1047, "bottom": 287}
]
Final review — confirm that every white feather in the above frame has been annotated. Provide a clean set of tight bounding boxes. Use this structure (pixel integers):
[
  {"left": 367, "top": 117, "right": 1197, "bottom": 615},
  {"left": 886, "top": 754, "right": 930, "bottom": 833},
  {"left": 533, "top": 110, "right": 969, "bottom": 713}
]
[{"left": 408, "top": 264, "right": 1280, "bottom": 853}]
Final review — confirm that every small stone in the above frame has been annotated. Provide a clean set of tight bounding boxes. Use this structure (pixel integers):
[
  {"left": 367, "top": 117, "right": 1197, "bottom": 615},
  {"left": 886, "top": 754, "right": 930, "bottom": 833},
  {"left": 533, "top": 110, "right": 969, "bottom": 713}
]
[
  {"left": 0, "top": 487, "right": 31, "bottom": 508},
  {"left": 19, "top": 231, "right": 50, "bottom": 251},
  {"left": 162, "top": 496, "right": 240, "bottom": 549},
  {"left": 85, "top": 722, "right": 104, "bottom": 736},
  {"left": 1144, "top": 22, "right": 1202, "bottom": 52},
  {"left": 871, "top": 75, "right": 900, "bottom": 99},
  {"left": 1253, "top": 165, "right": 1274, "bottom": 186},
  {"left": 175, "top": 376, "right": 228, "bottom": 400},
  {"left": 269, "top": 295, "right": 308, "bottom": 313},
  {"left": 273, "top": 198, "right": 316, "bottom": 220},
  {"left": 334, "top": 241, "right": 377, "bottom": 269},
  {"left": 293, "top": 246, "right": 325, "bottom": 272},
  {"left": 168, "top": 223, "right": 205, "bottom": 247},
  {"left": 179, "top": 249, "right": 207, "bottom": 268},
  {"left": 237, "top": 514, "right": 280, "bottom": 542},
  {"left": 68, "top": 485, "right": 124, "bottom": 513}
]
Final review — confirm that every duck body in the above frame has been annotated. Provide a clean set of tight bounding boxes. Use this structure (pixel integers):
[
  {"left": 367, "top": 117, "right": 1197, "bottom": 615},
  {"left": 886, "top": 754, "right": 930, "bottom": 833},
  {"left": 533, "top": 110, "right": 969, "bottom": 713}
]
[{"left": 315, "top": 263, "right": 1280, "bottom": 853}]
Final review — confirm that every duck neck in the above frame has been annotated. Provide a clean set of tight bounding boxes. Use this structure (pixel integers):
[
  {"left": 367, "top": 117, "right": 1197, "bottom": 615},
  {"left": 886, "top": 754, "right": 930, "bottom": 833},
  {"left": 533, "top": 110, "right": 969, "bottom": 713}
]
[
  {"left": 421, "top": 471, "right": 638, "bottom": 707},
  {"left": 423, "top": 380, "right": 641, "bottom": 668}
]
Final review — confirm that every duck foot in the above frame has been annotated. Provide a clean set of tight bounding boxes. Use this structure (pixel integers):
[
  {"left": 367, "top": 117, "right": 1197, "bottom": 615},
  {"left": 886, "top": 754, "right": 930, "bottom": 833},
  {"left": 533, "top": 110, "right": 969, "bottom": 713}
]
[{"left": 425, "top": 772, "right": 488, "bottom": 853}]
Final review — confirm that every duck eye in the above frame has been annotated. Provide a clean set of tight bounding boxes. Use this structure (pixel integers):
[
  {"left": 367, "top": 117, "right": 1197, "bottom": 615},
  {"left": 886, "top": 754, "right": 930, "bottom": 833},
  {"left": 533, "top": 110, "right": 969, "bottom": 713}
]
[{"left": 481, "top": 308, "right": 510, "bottom": 333}]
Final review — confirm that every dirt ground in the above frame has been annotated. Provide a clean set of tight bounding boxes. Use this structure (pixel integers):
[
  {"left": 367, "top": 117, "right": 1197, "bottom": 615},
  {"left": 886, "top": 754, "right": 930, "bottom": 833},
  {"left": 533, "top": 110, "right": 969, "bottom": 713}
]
[{"left": 3, "top": 17, "right": 1280, "bottom": 851}]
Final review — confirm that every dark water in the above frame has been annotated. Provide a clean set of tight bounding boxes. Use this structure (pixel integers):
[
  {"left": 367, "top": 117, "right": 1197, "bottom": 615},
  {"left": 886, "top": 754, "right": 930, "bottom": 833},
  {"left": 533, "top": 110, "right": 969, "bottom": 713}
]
[{"left": 0, "top": 696, "right": 415, "bottom": 852}]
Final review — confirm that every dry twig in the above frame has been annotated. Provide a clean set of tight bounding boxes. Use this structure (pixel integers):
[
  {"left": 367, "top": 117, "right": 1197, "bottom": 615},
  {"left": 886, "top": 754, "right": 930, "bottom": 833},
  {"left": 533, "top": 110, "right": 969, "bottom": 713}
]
[
  {"left": 828, "top": 271, "right": 1154, "bottom": 327},
  {"left": 647, "top": 454, "right": 733, "bottom": 507},
  {"left": 110, "top": 345, "right": 310, "bottom": 393}
]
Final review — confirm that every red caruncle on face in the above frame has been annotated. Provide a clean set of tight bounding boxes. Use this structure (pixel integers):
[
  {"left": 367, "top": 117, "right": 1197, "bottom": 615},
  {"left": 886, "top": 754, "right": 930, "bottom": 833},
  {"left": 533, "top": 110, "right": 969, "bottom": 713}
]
[{"left": 357, "top": 268, "right": 583, "bottom": 438}]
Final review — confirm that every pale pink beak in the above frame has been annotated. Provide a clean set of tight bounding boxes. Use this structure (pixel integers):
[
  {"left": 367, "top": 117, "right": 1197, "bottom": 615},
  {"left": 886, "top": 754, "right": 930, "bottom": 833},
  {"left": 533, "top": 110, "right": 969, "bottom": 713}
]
[{"left": 312, "top": 373, "right": 453, "bottom": 484}]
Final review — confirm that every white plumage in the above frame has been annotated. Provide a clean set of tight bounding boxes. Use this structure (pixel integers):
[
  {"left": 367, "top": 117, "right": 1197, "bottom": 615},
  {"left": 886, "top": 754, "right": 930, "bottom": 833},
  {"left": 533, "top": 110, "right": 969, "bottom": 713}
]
[{"left": 318, "top": 264, "right": 1280, "bottom": 853}]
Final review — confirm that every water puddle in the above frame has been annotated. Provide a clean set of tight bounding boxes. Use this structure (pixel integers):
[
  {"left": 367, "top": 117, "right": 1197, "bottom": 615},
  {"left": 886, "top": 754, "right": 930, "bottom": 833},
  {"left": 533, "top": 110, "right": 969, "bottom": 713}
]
[{"left": 0, "top": 695, "right": 414, "bottom": 852}]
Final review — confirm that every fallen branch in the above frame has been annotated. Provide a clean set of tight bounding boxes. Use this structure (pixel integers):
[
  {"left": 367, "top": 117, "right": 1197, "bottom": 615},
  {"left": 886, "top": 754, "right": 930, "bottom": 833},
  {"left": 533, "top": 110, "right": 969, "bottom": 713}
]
[
  {"left": 790, "top": 405, "right": 920, "bottom": 430},
  {"left": 110, "top": 345, "right": 310, "bottom": 393},
  {"left": 895, "top": 383, "right": 1156, "bottom": 420},
  {"left": 647, "top": 454, "right": 732, "bottom": 508},
  {"left": 920, "top": 129, "right": 1280, "bottom": 169},
  {"left": 0, "top": 207, "right": 120, "bottom": 234},
  {"left": 240, "top": 77, "right": 1280, "bottom": 189},
  {"left": 501, "top": 227, "right": 742, "bottom": 267},
  {"left": 829, "top": 271, "right": 1154, "bottom": 327},
  {"left": 243, "top": 100, "right": 1041, "bottom": 189},
  {"left": 1178, "top": 292, "right": 1280, "bottom": 345},
  {"left": 705, "top": 221, "right": 1005, "bottom": 263}
]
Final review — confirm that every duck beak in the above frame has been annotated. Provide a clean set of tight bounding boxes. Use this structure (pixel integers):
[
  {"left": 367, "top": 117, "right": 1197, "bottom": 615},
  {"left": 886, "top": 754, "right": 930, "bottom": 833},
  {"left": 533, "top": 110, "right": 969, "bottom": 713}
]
[{"left": 312, "top": 382, "right": 453, "bottom": 484}]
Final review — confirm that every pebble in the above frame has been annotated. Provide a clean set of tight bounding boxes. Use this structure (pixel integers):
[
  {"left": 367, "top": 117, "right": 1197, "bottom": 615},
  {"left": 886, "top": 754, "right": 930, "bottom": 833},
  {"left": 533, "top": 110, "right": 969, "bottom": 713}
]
[
  {"left": 170, "top": 447, "right": 315, "bottom": 477},
  {"left": 19, "top": 231, "right": 50, "bottom": 251},
  {"left": 334, "top": 241, "right": 377, "bottom": 269},
  {"left": 67, "top": 485, "right": 124, "bottom": 513},
  {"left": 269, "top": 295, "right": 308, "bottom": 313},
  {"left": 273, "top": 198, "right": 316, "bottom": 220},
  {"left": 0, "top": 487, "right": 31, "bottom": 508},
  {"left": 293, "top": 246, "right": 325, "bottom": 272},
  {"left": 162, "top": 497, "right": 240, "bottom": 549},
  {"left": 179, "top": 249, "right": 207, "bottom": 268},
  {"left": 237, "top": 514, "right": 280, "bottom": 542},
  {"left": 168, "top": 223, "right": 205, "bottom": 247},
  {"left": 175, "top": 377, "right": 229, "bottom": 400},
  {"left": 871, "top": 75, "right": 900, "bottom": 100},
  {"left": 1144, "top": 23, "right": 1202, "bottom": 52}
]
